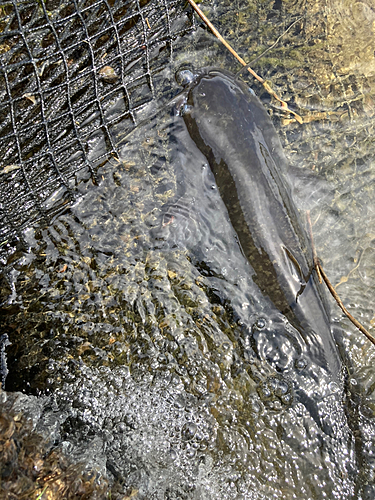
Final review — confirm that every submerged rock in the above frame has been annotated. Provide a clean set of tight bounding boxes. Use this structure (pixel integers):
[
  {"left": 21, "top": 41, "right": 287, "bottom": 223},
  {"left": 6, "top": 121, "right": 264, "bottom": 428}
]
[{"left": 0, "top": 389, "right": 109, "bottom": 499}]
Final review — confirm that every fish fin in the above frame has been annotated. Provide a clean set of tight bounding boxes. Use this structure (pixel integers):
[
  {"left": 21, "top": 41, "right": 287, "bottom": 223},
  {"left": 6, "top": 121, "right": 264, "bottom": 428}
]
[{"left": 283, "top": 246, "right": 304, "bottom": 284}]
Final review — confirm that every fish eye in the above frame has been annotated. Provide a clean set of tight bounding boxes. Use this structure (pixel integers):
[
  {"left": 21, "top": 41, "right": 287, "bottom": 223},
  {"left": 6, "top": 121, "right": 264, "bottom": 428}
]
[{"left": 175, "top": 68, "right": 196, "bottom": 87}]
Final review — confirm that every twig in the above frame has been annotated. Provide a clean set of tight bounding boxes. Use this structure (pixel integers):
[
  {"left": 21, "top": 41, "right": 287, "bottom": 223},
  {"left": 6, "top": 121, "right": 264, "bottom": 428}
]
[
  {"left": 186, "top": 0, "right": 303, "bottom": 124},
  {"left": 306, "top": 210, "right": 322, "bottom": 283},
  {"left": 334, "top": 249, "right": 363, "bottom": 290},
  {"left": 318, "top": 262, "right": 375, "bottom": 347},
  {"left": 36, "top": 485, "right": 48, "bottom": 500},
  {"left": 306, "top": 211, "right": 375, "bottom": 346},
  {"left": 240, "top": 16, "right": 304, "bottom": 71}
]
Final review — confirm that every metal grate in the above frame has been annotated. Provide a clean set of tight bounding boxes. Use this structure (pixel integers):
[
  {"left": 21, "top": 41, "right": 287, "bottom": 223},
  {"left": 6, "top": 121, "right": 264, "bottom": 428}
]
[{"left": 0, "top": 0, "right": 194, "bottom": 262}]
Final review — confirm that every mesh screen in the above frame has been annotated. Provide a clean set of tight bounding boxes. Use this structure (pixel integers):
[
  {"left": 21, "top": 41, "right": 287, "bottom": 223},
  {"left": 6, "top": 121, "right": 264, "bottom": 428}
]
[{"left": 0, "top": 0, "right": 194, "bottom": 261}]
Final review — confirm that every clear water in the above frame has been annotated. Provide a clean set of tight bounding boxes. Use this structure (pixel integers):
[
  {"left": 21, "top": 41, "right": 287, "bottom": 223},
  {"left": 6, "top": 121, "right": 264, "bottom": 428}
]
[{"left": 1, "top": 0, "right": 375, "bottom": 498}]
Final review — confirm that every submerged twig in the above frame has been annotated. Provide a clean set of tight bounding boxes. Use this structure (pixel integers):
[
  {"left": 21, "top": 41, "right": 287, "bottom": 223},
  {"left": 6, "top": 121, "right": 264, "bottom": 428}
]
[
  {"left": 334, "top": 249, "right": 363, "bottom": 290},
  {"left": 36, "top": 485, "right": 48, "bottom": 500},
  {"left": 306, "top": 210, "right": 322, "bottom": 283},
  {"left": 186, "top": 0, "right": 303, "bottom": 124},
  {"left": 318, "top": 263, "right": 375, "bottom": 347},
  {"left": 240, "top": 16, "right": 304, "bottom": 71},
  {"left": 306, "top": 211, "right": 375, "bottom": 346}
]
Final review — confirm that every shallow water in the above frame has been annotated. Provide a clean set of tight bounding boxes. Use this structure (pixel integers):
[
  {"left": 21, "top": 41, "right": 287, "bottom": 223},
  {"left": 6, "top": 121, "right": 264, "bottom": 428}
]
[
  {"left": 0, "top": 77, "right": 359, "bottom": 498},
  {"left": 1, "top": 0, "right": 375, "bottom": 498}
]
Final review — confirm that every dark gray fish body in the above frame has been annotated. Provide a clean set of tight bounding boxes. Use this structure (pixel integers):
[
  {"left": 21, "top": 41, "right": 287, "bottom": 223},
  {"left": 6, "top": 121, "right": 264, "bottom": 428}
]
[
  {"left": 179, "top": 68, "right": 342, "bottom": 381},
  {"left": 150, "top": 69, "right": 355, "bottom": 492}
]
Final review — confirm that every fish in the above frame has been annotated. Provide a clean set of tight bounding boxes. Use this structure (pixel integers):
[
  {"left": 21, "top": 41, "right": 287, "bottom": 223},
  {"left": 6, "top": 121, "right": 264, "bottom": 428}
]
[
  {"left": 175, "top": 67, "right": 343, "bottom": 384},
  {"left": 0, "top": 68, "right": 356, "bottom": 500}
]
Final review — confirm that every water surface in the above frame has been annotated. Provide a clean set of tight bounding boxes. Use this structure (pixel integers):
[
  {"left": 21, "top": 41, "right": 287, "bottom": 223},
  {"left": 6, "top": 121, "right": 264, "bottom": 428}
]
[{"left": 1, "top": 0, "right": 375, "bottom": 498}]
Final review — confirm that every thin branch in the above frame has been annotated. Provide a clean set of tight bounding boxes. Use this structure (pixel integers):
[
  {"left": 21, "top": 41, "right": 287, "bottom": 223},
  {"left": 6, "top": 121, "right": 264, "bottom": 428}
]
[
  {"left": 306, "top": 210, "right": 322, "bottom": 283},
  {"left": 240, "top": 16, "right": 304, "bottom": 71},
  {"left": 306, "top": 211, "right": 375, "bottom": 346},
  {"left": 317, "top": 262, "right": 375, "bottom": 347},
  {"left": 186, "top": 0, "right": 303, "bottom": 124}
]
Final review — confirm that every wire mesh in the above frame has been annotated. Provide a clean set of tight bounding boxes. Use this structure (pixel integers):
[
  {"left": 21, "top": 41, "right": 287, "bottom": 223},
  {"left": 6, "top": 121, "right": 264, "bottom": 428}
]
[{"left": 0, "top": 0, "right": 194, "bottom": 263}]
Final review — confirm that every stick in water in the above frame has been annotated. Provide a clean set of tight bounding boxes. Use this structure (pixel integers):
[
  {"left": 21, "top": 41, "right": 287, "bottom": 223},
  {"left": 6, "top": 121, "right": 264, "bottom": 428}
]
[
  {"left": 306, "top": 211, "right": 375, "bottom": 346},
  {"left": 186, "top": 0, "right": 303, "bottom": 123}
]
